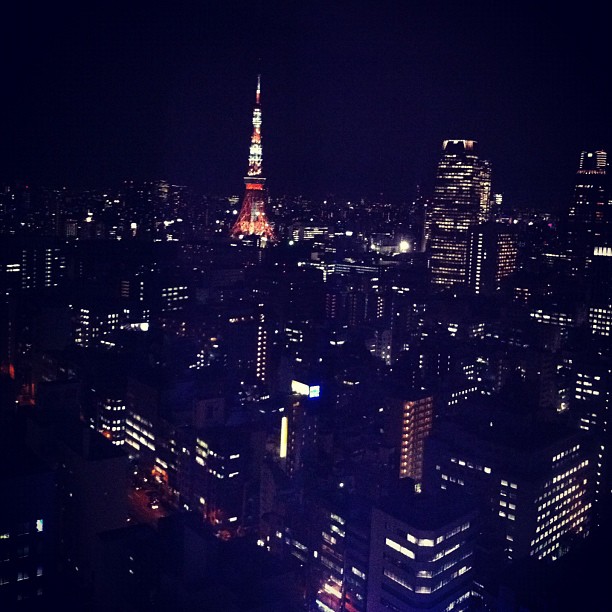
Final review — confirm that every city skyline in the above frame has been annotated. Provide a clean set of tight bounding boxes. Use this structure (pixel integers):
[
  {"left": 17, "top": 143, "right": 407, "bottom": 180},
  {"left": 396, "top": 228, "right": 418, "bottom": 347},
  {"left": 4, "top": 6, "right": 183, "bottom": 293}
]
[
  {"left": 3, "top": 1, "right": 611, "bottom": 210},
  {"left": 1, "top": 10, "right": 611, "bottom": 604}
]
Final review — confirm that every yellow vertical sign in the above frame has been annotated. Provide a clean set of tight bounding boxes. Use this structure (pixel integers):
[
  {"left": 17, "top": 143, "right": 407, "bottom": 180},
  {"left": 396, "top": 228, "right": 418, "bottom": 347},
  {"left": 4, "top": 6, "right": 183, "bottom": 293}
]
[{"left": 280, "top": 416, "right": 288, "bottom": 459}]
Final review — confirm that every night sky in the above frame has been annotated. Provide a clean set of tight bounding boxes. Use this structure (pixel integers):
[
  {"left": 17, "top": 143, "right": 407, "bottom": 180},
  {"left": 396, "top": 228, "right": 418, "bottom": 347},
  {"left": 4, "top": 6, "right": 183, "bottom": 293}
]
[{"left": 3, "top": 1, "right": 610, "bottom": 209}]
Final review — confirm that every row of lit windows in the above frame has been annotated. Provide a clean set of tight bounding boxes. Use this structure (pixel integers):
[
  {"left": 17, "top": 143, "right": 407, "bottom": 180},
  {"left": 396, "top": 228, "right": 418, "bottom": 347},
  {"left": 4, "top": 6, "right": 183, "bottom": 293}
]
[
  {"left": 0, "top": 567, "right": 43, "bottom": 585},
  {"left": 417, "top": 550, "right": 472, "bottom": 580},
  {"left": 551, "top": 445, "right": 581, "bottom": 464},
  {"left": 129, "top": 412, "right": 153, "bottom": 427},
  {"left": 450, "top": 457, "right": 492, "bottom": 474},
  {"left": 552, "top": 460, "right": 589, "bottom": 485},
  {"left": 386, "top": 537, "right": 415, "bottom": 559},
  {"left": 126, "top": 418, "right": 154, "bottom": 440},
  {"left": 531, "top": 505, "right": 590, "bottom": 558},
  {"left": 102, "top": 403, "right": 126, "bottom": 412},
  {"left": 530, "top": 311, "right": 572, "bottom": 325},
  {"left": 384, "top": 562, "right": 470, "bottom": 596},
  {"left": 537, "top": 493, "right": 586, "bottom": 533},
  {"left": 538, "top": 482, "right": 582, "bottom": 513},
  {"left": 500, "top": 480, "right": 518, "bottom": 490}
]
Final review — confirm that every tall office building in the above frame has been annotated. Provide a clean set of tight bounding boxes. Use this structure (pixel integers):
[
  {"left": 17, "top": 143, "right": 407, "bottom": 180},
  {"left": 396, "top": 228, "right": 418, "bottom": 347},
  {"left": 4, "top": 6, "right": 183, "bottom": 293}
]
[
  {"left": 193, "top": 426, "right": 251, "bottom": 532},
  {"left": 0, "top": 236, "right": 67, "bottom": 295},
  {"left": 368, "top": 485, "right": 478, "bottom": 611},
  {"left": 566, "top": 345, "right": 611, "bottom": 530},
  {"left": 0, "top": 414, "right": 56, "bottom": 609},
  {"left": 424, "top": 402, "right": 595, "bottom": 564},
  {"left": 426, "top": 140, "right": 492, "bottom": 290},
  {"left": 280, "top": 379, "right": 320, "bottom": 478},
  {"left": 466, "top": 222, "right": 518, "bottom": 295},
  {"left": 566, "top": 150, "right": 610, "bottom": 272}
]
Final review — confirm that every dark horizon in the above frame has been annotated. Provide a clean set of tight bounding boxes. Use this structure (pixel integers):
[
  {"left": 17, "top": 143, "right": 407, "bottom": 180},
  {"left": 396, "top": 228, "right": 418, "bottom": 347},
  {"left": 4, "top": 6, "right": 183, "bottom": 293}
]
[{"left": 3, "top": 1, "right": 610, "bottom": 209}]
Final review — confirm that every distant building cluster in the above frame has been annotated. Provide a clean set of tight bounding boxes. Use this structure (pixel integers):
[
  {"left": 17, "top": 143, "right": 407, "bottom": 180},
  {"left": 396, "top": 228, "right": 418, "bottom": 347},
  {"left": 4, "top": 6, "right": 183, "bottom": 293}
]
[{"left": 1, "top": 92, "right": 611, "bottom": 611}]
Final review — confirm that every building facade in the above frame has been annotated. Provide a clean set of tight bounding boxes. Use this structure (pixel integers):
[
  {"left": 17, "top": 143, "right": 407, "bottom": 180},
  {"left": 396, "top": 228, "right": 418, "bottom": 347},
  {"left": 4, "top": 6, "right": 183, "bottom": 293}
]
[
  {"left": 427, "top": 140, "right": 492, "bottom": 290},
  {"left": 566, "top": 150, "right": 610, "bottom": 272}
]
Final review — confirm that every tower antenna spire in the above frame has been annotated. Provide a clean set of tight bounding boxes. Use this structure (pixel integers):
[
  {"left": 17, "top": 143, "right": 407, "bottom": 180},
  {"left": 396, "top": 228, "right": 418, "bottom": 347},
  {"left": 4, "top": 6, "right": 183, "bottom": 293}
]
[{"left": 230, "top": 75, "right": 275, "bottom": 242}]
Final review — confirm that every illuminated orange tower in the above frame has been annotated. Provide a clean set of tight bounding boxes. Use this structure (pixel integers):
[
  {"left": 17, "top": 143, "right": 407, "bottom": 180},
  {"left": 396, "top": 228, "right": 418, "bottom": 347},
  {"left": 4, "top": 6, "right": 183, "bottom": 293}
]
[{"left": 230, "top": 75, "right": 275, "bottom": 241}]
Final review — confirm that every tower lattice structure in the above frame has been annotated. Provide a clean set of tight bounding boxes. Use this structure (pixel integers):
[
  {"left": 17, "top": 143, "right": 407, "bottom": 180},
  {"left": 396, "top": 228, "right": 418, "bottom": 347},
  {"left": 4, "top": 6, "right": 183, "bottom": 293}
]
[{"left": 230, "top": 75, "right": 275, "bottom": 241}]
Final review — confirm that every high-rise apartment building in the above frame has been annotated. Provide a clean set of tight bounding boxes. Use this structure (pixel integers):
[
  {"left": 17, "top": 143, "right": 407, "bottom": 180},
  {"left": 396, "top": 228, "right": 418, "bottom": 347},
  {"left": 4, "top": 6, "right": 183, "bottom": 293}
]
[
  {"left": 384, "top": 388, "right": 434, "bottom": 485},
  {"left": 426, "top": 140, "right": 492, "bottom": 290},
  {"left": 256, "top": 302, "right": 268, "bottom": 385}
]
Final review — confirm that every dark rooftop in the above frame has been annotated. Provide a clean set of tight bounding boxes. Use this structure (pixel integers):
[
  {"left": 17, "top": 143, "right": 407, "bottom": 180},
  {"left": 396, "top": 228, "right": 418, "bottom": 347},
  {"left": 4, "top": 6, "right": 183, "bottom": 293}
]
[{"left": 378, "top": 480, "right": 477, "bottom": 531}]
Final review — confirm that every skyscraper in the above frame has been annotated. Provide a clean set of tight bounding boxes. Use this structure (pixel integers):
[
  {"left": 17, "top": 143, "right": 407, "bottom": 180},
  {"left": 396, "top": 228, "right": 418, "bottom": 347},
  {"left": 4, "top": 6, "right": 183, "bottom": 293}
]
[
  {"left": 426, "top": 140, "right": 492, "bottom": 290},
  {"left": 230, "top": 75, "right": 275, "bottom": 242},
  {"left": 566, "top": 149, "right": 610, "bottom": 272},
  {"left": 466, "top": 221, "right": 518, "bottom": 295}
]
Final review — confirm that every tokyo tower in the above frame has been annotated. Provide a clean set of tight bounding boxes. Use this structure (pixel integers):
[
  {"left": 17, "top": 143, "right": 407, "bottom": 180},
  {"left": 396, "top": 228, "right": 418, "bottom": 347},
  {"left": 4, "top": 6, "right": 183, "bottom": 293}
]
[{"left": 230, "top": 75, "right": 275, "bottom": 241}]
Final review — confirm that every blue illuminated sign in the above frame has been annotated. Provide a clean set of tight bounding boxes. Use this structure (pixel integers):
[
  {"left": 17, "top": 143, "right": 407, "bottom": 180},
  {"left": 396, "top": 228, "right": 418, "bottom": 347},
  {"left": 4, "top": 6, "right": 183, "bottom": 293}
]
[{"left": 308, "top": 385, "right": 321, "bottom": 398}]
